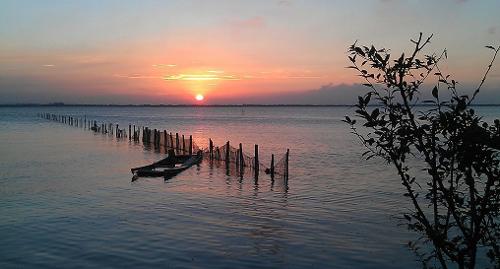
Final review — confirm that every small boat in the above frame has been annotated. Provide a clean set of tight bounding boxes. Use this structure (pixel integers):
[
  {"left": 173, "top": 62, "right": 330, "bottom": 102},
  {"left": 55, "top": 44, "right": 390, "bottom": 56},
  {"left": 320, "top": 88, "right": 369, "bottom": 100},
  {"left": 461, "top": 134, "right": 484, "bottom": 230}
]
[{"left": 131, "top": 150, "right": 203, "bottom": 180}]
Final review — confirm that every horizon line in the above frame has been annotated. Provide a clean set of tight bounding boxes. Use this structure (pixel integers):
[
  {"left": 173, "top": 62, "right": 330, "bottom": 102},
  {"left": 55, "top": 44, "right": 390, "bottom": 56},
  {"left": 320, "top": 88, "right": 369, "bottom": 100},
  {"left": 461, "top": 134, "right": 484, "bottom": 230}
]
[{"left": 3, "top": 103, "right": 500, "bottom": 107}]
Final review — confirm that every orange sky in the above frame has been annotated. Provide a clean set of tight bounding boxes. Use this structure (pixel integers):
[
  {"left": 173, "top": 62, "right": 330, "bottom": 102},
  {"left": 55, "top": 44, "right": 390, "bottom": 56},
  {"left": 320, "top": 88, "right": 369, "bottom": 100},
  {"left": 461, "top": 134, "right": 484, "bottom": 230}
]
[{"left": 1, "top": 0, "right": 500, "bottom": 104}]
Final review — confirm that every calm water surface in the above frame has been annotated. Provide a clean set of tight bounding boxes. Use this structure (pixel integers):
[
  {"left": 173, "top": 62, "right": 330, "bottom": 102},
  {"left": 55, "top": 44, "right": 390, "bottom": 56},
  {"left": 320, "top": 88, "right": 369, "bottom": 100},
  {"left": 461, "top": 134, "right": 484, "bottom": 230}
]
[{"left": 2, "top": 106, "right": 497, "bottom": 268}]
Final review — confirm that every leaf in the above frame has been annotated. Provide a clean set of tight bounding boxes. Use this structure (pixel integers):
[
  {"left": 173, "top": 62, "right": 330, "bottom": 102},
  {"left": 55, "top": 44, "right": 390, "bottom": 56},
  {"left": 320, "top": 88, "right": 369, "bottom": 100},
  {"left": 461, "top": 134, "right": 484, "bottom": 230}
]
[
  {"left": 342, "top": 116, "right": 352, "bottom": 124},
  {"left": 364, "top": 93, "right": 372, "bottom": 104},
  {"left": 432, "top": 86, "right": 438, "bottom": 99},
  {"left": 397, "top": 53, "right": 405, "bottom": 64},
  {"left": 354, "top": 47, "right": 365, "bottom": 57},
  {"left": 358, "top": 96, "right": 364, "bottom": 107}
]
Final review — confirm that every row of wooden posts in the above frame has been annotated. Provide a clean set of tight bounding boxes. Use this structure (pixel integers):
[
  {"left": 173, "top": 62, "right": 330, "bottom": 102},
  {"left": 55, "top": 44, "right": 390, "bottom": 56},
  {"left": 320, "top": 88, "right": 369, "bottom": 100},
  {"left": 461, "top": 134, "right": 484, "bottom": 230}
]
[{"left": 38, "top": 112, "right": 289, "bottom": 181}]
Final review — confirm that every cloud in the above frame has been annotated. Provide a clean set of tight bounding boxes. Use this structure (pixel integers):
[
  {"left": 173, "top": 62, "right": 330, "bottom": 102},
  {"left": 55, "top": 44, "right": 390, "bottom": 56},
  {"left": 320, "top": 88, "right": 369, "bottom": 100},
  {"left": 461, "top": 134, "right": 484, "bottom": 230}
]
[
  {"left": 208, "top": 83, "right": 366, "bottom": 105},
  {"left": 163, "top": 74, "right": 239, "bottom": 81},
  {"left": 152, "top": 64, "right": 176, "bottom": 68},
  {"left": 113, "top": 74, "right": 161, "bottom": 79}
]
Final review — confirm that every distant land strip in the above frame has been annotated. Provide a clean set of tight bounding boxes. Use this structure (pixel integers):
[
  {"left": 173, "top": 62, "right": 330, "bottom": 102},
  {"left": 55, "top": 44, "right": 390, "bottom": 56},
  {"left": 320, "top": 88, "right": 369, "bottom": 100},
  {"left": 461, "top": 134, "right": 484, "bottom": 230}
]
[{"left": 2, "top": 103, "right": 500, "bottom": 107}]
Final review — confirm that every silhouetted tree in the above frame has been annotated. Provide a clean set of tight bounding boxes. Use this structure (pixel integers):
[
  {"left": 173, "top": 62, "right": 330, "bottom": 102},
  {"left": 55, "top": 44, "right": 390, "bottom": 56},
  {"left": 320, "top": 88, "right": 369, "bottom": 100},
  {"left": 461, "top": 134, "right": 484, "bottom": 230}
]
[{"left": 344, "top": 33, "right": 500, "bottom": 269}]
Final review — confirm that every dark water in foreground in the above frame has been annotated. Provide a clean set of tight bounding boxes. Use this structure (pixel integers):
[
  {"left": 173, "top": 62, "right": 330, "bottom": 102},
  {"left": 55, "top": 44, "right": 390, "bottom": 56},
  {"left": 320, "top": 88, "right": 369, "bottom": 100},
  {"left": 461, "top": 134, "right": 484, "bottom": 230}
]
[{"left": 2, "top": 106, "right": 498, "bottom": 268}]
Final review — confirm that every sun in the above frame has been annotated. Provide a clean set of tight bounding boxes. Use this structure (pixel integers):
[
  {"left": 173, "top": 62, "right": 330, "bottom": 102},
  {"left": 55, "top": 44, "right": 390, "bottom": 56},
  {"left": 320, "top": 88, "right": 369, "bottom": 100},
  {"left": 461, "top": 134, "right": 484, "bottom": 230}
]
[{"left": 195, "top": 94, "right": 204, "bottom": 101}]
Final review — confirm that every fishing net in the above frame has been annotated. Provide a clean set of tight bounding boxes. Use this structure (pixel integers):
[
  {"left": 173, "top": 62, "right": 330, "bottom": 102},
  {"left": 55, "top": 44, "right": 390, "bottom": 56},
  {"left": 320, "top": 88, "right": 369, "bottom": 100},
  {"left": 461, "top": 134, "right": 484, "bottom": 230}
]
[
  {"left": 203, "top": 141, "right": 289, "bottom": 180},
  {"left": 40, "top": 113, "right": 288, "bottom": 180},
  {"left": 272, "top": 151, "right": 289, "bottom": 180},
  {"left": 139, "top": 128, "right": 199, "bottom": 155}
]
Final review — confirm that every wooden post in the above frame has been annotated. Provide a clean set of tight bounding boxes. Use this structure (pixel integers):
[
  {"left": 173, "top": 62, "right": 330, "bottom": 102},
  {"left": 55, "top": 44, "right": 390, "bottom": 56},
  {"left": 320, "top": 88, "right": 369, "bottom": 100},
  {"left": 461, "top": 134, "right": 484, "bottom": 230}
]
[
  {"left": 166, "top": 131, "right": 170, "bottom": 148},
  {"left": 189, "top": 135, "right": 193, "bottom": 155},
  {"left": 270, "top": 154, "right": 275, "bottom": 180},
  {"left": 129, "top": 125, "right": 131, "bottom": 141},
  {"left": 153, "top": 129, "right": 157, "bottom": 147},
  {"left": 157, "top": 130, "right": 160, "bottom": 147},
  {"left": 164, "top": 130, "right": 167, "bottom": 150},
  {"left": 285, "top": 149, "right": 289, "bottom": 181},
  {"left": 239, "top": 143, "right": 244, "bottom": 176},
  {"left": 225, "top": 141, "right": 230, "bottom": 167},
  {"left": 170, "top": 133, "right": 174, "bottom": 149},
  {"left": 176, "top": 133, "right": 179, "bottom": 152},
  {"left": 254, "top": 144, "right": 259, "bottom": 180},
  {"left": 182, "top": 135, "right": 185, "bottom": 154},
  {"left": 209, "top": 139, "right": 213, "bottom": 160}
]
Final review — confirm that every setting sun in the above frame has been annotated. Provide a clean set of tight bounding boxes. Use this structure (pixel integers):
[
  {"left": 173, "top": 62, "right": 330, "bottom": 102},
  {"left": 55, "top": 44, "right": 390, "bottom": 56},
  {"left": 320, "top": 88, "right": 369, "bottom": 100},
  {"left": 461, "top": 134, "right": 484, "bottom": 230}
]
[{"left": 195, "top": 94, "right": 204, "bottom": 101}]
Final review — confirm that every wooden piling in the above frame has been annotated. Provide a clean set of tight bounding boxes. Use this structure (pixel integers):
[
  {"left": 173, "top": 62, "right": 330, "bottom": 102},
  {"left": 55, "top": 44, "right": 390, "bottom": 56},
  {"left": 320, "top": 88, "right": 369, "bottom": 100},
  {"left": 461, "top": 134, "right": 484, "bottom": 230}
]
[
  {"left": 164, "top": 130, "right": 167, "bottom": 150},
  {"left": 239, "top": 143, "right": 244, "bottom": 175},
  {"left": 170, "top": 133, "right": 174, "bottom": 149},
  {"left": 182, "top": 135, "right": 185, "bottom": 154},
  {"left": 225, "top": 141, "right": 230, "bottom": 167},
  {"left": 254, "top": 144, "right": 259, "bottom": 180},
  {"left": 189, "top": 135, "right": 193, "bottom": 155},
  {"left": 175, "top": 133, "right": 179, "bottom": 152},
  {"left": 209, "top": 139, "right": 213, "bottom": 160},
  {"left": 285, "top": 149, "right": 289, "bottom": 180},
  {"left": 270, "top": 154, "right": 275, "bottom": 180},
  {"left": 153, "top": 129, "right": 157, "bottom": 147}
]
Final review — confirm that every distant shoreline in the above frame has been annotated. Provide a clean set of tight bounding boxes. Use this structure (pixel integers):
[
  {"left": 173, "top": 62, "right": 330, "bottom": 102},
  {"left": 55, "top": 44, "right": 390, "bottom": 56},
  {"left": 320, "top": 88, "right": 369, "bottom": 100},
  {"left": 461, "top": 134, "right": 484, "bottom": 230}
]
[{"left": 2, "top": 103, "right": 500, "bottom": 107}]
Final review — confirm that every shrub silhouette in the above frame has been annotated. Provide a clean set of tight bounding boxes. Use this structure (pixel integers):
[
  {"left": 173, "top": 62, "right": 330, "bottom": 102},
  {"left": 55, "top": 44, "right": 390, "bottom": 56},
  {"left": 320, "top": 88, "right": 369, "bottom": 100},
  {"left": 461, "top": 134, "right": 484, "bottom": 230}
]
[{"left": 345, "top": 33, "right": 500, "bottom": 269}]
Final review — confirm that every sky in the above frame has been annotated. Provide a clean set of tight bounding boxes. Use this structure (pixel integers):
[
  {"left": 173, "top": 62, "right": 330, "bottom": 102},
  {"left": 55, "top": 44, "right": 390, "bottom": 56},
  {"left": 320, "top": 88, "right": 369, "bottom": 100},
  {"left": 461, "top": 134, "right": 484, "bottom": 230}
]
[{"left": 1, "top": 0, "right": 500, "bottom": 104}]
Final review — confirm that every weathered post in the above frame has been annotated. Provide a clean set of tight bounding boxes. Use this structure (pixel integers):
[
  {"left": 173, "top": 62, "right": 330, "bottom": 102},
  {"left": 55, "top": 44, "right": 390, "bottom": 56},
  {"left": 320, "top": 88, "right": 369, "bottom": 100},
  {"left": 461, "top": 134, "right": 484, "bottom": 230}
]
[
  {"left": 239, "top": 143, "right": 244, "bottom": 176},
  {"left": 189, "top": 135, "right": 193, "bottom": 155},
  {"left": 225, "top": 141, "right": 230, "bottom": 169},
  {"left": 170, "top": 133, "right": 174, "bottom": 149},
  {"left": 153, "top": 129, "right": 157, "bottom": 147},
  {"left": 176, "top": 133, "right": 180, "bottom": 152},
  {"left": 285, "top": 149, "right": 289, "bottom": 181},
  {"left": 209, "top": 139, "right": 213, "bottom": 160},
  {"left": 270, "top": 154, "right": 275, "bottom": 180},
  {"left": 164, "top": 130, "right": 167, "bottom": 150},
  {"left": 254, "top": 144, "right": 259, "bottom": 180},
  {"left": 157, "top": 129, "right": 161, "bottom": 147},
  {"left": 129, "top": 125, "right": 131, "bottom": 141},
  {"left": 182, "top": 135, "right": 185, "bottom": 154}
]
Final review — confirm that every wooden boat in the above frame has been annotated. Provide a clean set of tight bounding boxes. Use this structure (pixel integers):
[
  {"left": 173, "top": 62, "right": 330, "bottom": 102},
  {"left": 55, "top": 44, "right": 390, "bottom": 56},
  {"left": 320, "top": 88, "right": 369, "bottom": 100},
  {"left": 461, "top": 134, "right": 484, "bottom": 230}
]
[{"left": 131, "top": 150, "right": 203, "bottom": 180}]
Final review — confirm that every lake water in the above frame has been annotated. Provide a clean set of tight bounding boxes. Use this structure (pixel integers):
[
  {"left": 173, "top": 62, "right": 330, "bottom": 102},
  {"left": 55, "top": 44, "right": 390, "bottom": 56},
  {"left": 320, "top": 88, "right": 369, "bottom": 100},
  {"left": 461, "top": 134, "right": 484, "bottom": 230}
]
[{"left": 1, "top": 106, "right": 498, "bottom": 268}]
